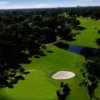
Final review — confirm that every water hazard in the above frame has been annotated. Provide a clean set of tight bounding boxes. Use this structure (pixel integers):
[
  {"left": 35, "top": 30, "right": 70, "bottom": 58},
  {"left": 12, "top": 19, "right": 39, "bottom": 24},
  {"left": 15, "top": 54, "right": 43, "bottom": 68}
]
[{"left": 55, "top": 42, "right": 100, "bottom": 59}]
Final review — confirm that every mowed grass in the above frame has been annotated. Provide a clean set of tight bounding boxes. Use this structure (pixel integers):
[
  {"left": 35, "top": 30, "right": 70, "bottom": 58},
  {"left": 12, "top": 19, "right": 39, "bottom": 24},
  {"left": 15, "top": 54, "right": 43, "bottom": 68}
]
[
  {"left": 0, "top": 18, "right": 100, "bottom": 100},
  {"left": 0, "top": 70, "right": 56, "bottom": 100},
  {"left": 1, "top": 45, "right": 100, "bottom": 100},
  {"left": 69, "top": 18, "right": 100, "bottom": 48}
]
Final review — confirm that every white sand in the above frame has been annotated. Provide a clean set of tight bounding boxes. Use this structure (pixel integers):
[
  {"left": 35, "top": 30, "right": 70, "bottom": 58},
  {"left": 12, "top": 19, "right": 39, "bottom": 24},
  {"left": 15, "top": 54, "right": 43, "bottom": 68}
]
[{"left": 52, "top": 71, "right": 75, "bottom": 80}]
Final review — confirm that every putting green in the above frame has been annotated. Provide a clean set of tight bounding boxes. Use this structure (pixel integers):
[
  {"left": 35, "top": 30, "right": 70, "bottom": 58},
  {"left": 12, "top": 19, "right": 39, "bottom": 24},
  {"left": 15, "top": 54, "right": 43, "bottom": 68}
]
[{"left": 0, "top": 70, "right": 57, "bottom": 100}]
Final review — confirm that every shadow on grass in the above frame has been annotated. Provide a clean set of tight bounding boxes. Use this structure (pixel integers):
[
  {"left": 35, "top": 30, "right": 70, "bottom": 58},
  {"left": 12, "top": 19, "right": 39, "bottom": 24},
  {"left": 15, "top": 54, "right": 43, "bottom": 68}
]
[
  {"left": 96, "top": 38, "right": 100, "bottom": 47},
  {"left": 75, "top": 26, "right": 86, "bottom": 30},
  {"left": 64, "top": 34, "right": 76, "bottom": 41},
  {"left": 0, "top": 90, "right": 11, "bottom": 100},
  {"left": 75, "top": 32, "right": 81, "bottom": 35},
  {"left": 47, "top": 50, "right": 54, "bottom": 53},
  {"left": 55, "top": 42, "right": 69, "bottom": 50},
  {"left": 34, "top": 50, "right": 47, "bottom": 58}
]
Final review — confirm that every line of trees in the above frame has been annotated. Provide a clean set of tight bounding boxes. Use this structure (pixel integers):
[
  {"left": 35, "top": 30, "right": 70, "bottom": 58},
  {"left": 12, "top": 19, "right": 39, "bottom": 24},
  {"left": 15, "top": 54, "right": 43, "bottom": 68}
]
[{"left": 80, "top": 38, "right": 100, "bottom": 99}]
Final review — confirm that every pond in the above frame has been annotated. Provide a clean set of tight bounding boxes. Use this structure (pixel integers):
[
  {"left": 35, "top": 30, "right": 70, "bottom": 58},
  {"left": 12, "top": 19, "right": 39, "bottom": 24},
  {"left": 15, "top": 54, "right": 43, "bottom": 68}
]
[
  {"left": 68, "top": 44, "right": 99, "bottom": 59},
  {"left": 68, "top": 44, "right": 83, "bottom": 53},
  {"left": 55, "top": 42, "right": 99, "bottom": 59}
]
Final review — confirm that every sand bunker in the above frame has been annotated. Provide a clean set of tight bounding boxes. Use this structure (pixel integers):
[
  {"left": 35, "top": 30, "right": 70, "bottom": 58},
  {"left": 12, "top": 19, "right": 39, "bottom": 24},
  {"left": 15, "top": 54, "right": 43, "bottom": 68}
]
[{"left": 52, "top": 71, "right": 75, "bottom": 80}]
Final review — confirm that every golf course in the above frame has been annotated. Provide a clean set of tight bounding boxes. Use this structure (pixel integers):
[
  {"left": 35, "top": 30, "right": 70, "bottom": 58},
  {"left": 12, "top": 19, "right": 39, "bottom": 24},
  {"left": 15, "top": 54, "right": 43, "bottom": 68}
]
[{"left": 0, "top": 17, "right": 100, "bottom": 100}]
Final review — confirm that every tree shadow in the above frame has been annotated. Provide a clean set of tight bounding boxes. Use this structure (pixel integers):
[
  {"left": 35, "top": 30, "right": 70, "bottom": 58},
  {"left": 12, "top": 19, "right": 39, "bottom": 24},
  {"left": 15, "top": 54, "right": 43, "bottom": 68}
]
[
  {"left": 94, "top": 96, "right": 100, "bottom": 100},
  {"left": 75, "top": 26, "right": 86, "bottom": 30},
  {"left": 47, "top": 50, "right": 54, "bottom": 53},
  {"left": 64, "top": 34, "right": 76, "bottom": 41},
  {"left": 34, "top": 50, "right": 47, "bottom": 58},
  {"left": 34, "top": 55, "right": 40, "bottom": 58},
  {"left": 96, "top": 38, "right": 100, "bottom": 47},
  {"left": 97, "top": 30, "right": 100, "bottom": 34},
  {"left": 75, "top": 32, "right": 80, "bottom": 35},
  {"left": 55, "top": 42, "right": 69, "bottom": 50},
  {"left": 80, "top": 47, "right": 96, "bottom": 59},
  {"left": 0, "top": 90, "right": 12, "bottom": 100}
]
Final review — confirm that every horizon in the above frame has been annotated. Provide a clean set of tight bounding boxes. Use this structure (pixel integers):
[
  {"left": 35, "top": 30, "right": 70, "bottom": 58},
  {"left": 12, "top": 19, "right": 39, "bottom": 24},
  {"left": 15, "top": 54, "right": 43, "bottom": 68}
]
[
  {"left": 0, "top": 0, "right": 100, "bottom": 9},
  {"left": 0, "top": 5, "right": 100, "bottom": 10}
]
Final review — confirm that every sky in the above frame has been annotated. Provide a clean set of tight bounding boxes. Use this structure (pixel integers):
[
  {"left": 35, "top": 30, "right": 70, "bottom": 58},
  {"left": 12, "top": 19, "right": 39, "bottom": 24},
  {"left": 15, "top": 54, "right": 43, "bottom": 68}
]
[{"left": 0, "top": 0, "right": 100, "bottom": 9}]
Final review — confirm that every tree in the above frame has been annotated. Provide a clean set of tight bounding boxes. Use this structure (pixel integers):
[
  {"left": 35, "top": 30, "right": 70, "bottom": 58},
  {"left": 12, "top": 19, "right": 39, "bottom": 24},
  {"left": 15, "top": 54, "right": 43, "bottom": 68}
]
[
  {"left": 80, "top": 56, "right": 100, "bottom": 99},
  {"left": 0, "top": 22, "right": 43, "bottom": 88},
  {"left": 66, "top": 17, "right": 80, "bottom": 28},
  {"left": 41, "top": 27, "right": 56, "bottom": 43},
  {"left": 80, "top": 47, "right": 95, "bottom": 60},
  {"left": 56, "top": 82, "right": 71, "bottom": 100},
  {"left": 58, "top": 26, "right": 72, "bottom": 40}
]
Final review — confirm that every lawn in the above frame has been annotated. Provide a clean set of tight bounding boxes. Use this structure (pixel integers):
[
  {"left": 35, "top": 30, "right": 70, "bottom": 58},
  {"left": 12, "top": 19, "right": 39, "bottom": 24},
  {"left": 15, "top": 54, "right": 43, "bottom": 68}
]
[
  {"left": 68, "top": 18, "right": 100, "bottom": 48},
  {"left": 0, "top": 45, "right": 87, "bottom": 100},
  {"left": 1, "top": 45, "right": 100, "bottom": 100},
  {"left": 0, "top": 18, "right": 100, "bottom": 100}
]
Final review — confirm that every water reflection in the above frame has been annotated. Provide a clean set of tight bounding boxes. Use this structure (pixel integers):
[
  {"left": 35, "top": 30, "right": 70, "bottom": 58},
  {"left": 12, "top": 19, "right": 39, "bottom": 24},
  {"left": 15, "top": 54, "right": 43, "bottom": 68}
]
[
  {"left": 68, "top": 45, "right": 83, "bottom": 53},
  {"left": 55, "top": 42, "right": 99, "bottom": 59},
  {"left": 68, "top": 45, "right": 99, "bottom": 59}
]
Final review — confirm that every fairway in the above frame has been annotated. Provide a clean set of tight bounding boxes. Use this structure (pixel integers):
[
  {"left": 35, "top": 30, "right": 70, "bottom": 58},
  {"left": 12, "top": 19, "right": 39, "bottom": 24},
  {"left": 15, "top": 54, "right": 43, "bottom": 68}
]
[
  {"left": 0, "top": 18, "right": 100, "bottom": 100},
  {"left": 69, "top": 18, "right": 100, "bottom": 48},
  {"left": 1, "top": 45, "right": 99, "bottom": 100}
]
